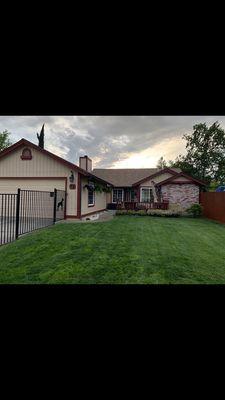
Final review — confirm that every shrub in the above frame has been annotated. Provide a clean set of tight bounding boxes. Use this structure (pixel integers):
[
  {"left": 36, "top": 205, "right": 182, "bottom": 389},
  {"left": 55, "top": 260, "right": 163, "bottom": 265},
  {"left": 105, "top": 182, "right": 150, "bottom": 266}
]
[
  {"left": 136, "top": 210, "right": 147, "bottom": 216},
  {"left": 168, "top": 204, "right": 183, "bottom": 213},
  {"left": 116, "top": 209, "right": 146, "bottom": 216},
  {"left": 116, "top": 209, "right": 181, "bottom": 217},
  {"left": 147, "top": 210, "right": 181, "bottom": 217},
  {"left": 116, "top": 210, "right": 128, "bottom": 215},
  {"left": 127, "top": 210, "right": 137, "bottom": 215},
  {"left": 186, "top": 204, "right": 203, "bottom": 218}
]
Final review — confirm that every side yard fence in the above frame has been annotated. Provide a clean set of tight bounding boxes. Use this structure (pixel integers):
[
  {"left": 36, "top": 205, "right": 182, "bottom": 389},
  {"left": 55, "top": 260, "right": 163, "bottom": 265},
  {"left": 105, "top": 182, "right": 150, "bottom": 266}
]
[
  {"left": 200, "top": 192, "right": 225, "bottom": 224},
  {"left": 0, "top": 188, "right": 66, "bottom": 246}
]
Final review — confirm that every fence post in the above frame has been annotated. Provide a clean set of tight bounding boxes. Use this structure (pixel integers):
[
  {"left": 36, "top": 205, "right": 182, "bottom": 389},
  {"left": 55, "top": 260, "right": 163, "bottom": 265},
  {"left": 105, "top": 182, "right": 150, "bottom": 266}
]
[
  {"left": 53, "top": 189, "right": 57, "bottom": 224},
  {"left": 15, "top": 188, "right": 21, "bottom": 239}
]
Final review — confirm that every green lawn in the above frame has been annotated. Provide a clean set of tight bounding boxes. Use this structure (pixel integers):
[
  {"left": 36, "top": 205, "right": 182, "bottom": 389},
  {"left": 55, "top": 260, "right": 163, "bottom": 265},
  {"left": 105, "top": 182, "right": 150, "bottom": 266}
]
[{"left": 1, "top": 216, "right": 225, "bottom": 284}]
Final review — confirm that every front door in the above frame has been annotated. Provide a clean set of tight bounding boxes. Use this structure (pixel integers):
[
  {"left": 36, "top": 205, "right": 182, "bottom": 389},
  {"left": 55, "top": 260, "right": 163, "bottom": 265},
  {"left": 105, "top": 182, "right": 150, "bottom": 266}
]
[{"left": 124, "top": 189, "right": 131, "bottom": 202}]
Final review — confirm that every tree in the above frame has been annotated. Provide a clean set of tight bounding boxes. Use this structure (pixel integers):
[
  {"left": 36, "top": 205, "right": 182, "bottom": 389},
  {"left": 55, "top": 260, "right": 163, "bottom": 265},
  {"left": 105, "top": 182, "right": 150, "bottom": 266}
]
[
  {"left": 169, "top": 155, "right": 200, "bottom": 180},
  {"left": 157, "top": 156, "right": 167, "bottom": 169},
  {"left": 0, "top": 130, "right": 12, "bottom": 152},
  {"left": 170, "top": 122, "right": 225, "bottom": 185}
]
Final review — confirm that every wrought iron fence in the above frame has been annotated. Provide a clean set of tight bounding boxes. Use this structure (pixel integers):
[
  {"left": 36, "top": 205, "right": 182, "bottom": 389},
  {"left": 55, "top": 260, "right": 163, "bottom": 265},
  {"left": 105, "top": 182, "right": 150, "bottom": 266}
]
[
  {"left": 0, "top": 194, "right": 18, "bottom": 245},
  {"left": 0, "top": 188, "right": 66, "bottom": 246}
]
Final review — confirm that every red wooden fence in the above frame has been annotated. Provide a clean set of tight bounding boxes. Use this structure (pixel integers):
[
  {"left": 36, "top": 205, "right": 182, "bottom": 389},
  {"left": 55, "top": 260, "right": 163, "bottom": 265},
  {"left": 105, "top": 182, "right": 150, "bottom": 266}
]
[{"left": 200, "top": 192, "right": 225, "bottom": 223}]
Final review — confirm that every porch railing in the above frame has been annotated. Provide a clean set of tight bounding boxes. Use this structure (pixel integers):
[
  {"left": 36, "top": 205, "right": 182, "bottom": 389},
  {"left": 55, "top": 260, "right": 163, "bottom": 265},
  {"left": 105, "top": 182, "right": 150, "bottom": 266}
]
[{"left": 116, "top": 201, "right": 169, "bottom": 211}]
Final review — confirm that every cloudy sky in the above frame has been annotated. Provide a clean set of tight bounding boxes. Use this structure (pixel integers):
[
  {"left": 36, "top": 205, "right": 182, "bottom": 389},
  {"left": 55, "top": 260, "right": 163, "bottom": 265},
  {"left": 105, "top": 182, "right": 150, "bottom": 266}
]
[{"left": 0, "top": 116, "right": 225, "bottom": 168}]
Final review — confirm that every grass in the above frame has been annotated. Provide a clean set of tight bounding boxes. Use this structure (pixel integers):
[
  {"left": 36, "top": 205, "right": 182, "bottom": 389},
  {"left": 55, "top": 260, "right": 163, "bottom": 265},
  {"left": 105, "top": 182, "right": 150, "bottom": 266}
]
[{"left": 1, "top": 216, "right": 225, "bottom": 284}]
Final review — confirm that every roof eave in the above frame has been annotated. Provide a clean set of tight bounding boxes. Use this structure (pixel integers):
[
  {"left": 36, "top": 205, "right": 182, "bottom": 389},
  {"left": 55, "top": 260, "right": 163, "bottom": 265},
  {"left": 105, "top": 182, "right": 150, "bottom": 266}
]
[
  {"left": 87, "top": 173, "right": 112, "bottom": 186},
  {"left": 155, "top": 172, "right": 207, "bottom": 186},
  {"left": 132, "top": 167, "right": 178, "bottom": 187},
  {"left": 0, "top": 138, "right": 90, "bottom": 177}
]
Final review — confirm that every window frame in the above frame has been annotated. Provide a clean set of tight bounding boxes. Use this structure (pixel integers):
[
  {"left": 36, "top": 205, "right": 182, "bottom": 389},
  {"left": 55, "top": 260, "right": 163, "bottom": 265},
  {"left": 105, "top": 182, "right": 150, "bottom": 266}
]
[
  {"left": 140, "top": 187, "right": 153, "bottom": 203},
  {"left": 112, "top": 188, "right": 124, "bottom": 203},
  {"left": 88, "top": 188, "right": 95, "bottom": 207}
]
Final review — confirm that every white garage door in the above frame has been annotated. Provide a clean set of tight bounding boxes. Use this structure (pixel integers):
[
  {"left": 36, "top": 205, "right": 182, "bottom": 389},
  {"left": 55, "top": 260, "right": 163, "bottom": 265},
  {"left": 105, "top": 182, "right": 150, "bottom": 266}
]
[{"left": 0, "top": 179, "right": 65, "bottom": 194}]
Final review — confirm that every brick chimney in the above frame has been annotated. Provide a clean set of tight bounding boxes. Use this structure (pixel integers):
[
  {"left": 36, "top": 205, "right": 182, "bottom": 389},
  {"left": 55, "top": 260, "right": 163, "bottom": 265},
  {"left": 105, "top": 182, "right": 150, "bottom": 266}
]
[{"left": 79, "top": 155, "right": 92, "bottom": 172}]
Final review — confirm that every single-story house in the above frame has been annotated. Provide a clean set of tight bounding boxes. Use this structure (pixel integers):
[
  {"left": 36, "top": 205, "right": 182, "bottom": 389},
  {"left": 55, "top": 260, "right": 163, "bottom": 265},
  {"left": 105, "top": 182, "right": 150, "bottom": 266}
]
[
  {"left": 92, "top": 167, "right": 206, "bottom": 210},
  {"left": 0, "top": 137, "right": 206, "bottom": 219}
]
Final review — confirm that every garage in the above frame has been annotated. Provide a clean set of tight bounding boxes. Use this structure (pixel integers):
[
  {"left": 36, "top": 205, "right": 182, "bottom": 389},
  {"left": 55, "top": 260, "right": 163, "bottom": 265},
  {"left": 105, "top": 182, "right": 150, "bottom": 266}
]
[{"left": 0, "top": 178, "right": 66, "bottom": 194}]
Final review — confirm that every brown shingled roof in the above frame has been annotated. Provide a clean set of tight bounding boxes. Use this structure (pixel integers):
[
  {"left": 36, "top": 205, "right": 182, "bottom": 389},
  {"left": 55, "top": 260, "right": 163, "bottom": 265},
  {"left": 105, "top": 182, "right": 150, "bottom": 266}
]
[{"left": 92, "top": 168, "right": 181, "bottom": 187}]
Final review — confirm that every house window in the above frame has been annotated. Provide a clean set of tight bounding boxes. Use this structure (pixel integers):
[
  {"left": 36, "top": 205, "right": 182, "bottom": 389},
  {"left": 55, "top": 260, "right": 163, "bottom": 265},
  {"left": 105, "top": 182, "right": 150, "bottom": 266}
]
[
  {"left": 113, "top": 189, "right": 124, "bottom": 203},
  {"left": 88, "top": 188, "right": 95, "bottom": 206},
  {"left": 140, "top": 188, "right": 153, "bottom": 202},
  {"left": 21, "top": 148, "right": 32, "bottom": 160}
]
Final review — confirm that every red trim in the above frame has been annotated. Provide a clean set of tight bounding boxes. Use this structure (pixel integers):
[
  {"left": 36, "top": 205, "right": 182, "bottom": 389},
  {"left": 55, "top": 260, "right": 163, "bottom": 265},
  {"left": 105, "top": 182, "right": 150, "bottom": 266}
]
[
  {"left": 21, "top": 156, "right": 32, "bottom": 160},
  {"left": 155, "top": 172, "right": 207, "bottom": 187},
  {"left": 132, "top": 168, "right": 178, "bottom": 186},
  {"left": 21, "top": 148, "right": 32, "bottom": 160},
  {"left": 77, "top": 172, "right": 81, "bottom": 219},
  {"left": 64, "top": 178, "right": 67, "bottom": 219},
  {"left": 81, "top": 208, "right": 106, "bottom": 218},
  {"left": 160, "top": 181, "right": 201, "bottom": 185}
]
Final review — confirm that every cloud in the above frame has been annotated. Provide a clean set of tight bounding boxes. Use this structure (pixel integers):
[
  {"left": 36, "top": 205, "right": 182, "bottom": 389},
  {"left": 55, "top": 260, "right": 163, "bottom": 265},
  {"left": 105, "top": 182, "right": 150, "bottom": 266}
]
[{"left": 0, "top": 115, "right": 225, "bottom": 168}]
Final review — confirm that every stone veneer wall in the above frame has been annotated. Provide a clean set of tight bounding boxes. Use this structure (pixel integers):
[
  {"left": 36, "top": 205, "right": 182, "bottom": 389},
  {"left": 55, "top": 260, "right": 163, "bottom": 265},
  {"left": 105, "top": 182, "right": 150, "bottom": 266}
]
[{"left": 161, "top": 184, "right": 199, "bottom": 210}]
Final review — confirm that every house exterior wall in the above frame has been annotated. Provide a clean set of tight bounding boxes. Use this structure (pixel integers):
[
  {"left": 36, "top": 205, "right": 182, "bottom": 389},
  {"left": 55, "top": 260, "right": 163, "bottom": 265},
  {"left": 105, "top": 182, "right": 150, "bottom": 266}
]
[
  {"left": 0, "top": 179, "right": 65, "bottom": 193},
  {"left": 161, "top": 184, "right": 199, "bottom": 209},
  {"left": 140, "top": 172, "right": 173, "bottom": 187},
  {"left": 81, "top": 177, "right": 107, "bottom": 216},
  {"left": 0, "top": 145, "right": 77, "bottom": 217},
  {"left": 171, "top": 176, "right": 190, "bottom": 183},
  {"left": 0, "top": 146, "right": 70, "bottom": 177},
  {"left": 106, "top": 191, "right": 112, "bottom": 204}
]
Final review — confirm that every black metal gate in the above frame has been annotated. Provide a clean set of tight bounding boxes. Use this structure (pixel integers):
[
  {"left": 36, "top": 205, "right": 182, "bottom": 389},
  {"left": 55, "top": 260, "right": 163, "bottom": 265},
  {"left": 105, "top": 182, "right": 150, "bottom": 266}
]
[
  {"left": 54, "top": 189, "right": 66, "bottom": 222},
  {"left": 0, "top": 188, "right": 66, "bottom": 246}
]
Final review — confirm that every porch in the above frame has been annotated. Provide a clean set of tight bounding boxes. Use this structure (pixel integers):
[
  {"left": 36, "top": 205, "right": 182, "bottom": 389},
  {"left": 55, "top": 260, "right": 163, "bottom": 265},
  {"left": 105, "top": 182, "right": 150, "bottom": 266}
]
[
  {"left": 107, "top": 200, "right": 169, "bottom": 211},
  {"left": 116, "top": 200, "right": 169, "bottom": 211},
  {"left": 109, "top": 187, "right": 169, "bottom": 210}
]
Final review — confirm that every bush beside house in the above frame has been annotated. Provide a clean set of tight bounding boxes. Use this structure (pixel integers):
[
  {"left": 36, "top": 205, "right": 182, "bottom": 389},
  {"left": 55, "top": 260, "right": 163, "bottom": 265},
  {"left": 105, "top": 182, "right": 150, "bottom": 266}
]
[
  {"left": 116, "top": 209, "right": 181, "bottom": 217},
  {"left": 116, "top": 203, "right": 204, "bottom": 218},
  {"left": 186, "top": 204, "right": 203, "bottom": 218}
]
